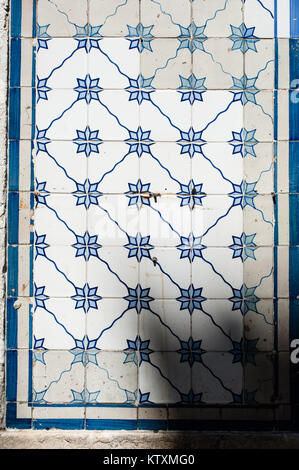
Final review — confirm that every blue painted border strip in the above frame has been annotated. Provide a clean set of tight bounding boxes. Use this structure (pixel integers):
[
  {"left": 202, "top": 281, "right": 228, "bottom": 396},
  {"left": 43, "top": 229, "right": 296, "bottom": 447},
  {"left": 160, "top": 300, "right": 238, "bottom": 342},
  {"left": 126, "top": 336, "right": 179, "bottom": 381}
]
[
  {"left": 33, "top": 419, "right": 85, "bottom": 430},
  {"left": 10, "top": 39, "right": 21, "bottom": 87},
  {"left": 6, "top": 351, "right": 17, "bottom": 402},
  {"left": 8, "top": 88, "right": 20, "bottom": 140},
  {"left": 10, "top": 0, "right": 22, "bottom": 38},
  {"left": 8, "top": 141, "right": 20, "bottom": 191},
  {"left": 290, "top": 0, "right": 299, "bottom": 38},
  {"left": 86, "top": 419, "right": 137, "bottom": 430},
  {"left": 7, "top": 246, "right": 18, "bottom": 297},
  {"left": 139, "top": 419, "right": 167, "bottom": 430},
  {"left": 289, "top": 142, "right": 299, "bottom": 193},
  {"left": 6, "top": 298, "right": 18, "bottom": 349}
]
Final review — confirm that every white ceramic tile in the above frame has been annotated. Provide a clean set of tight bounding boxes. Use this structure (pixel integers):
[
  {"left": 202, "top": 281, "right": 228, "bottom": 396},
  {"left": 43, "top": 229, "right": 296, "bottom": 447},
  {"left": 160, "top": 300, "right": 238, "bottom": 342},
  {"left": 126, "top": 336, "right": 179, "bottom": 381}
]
[
  {"left": 244, "top": 0, "right": 274, "bottom": 38},
  {"left": 87, "top": 298, "right": 138, "bottom": 350},
  {"left": 33, "top": 298, "right": 86, "bottom": 349},
  {"left": 192, "top": 91, "right": 243, "bottom": 142},
  {"left": 140, "top": 90, "right": 192, "bottom": 141},
  {"left": 34, "top": 140, "right": 88, "bottom": 193},
  {"left": 37, "top": 38, "right": 88, "bottom": 89},
  {"left": 89, "top": 38, "right": 140, "bottom": 89}
]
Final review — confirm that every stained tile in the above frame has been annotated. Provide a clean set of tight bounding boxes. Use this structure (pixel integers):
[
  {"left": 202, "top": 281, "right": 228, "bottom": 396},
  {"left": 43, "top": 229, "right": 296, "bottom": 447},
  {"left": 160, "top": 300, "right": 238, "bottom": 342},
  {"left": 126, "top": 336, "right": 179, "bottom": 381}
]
[
  {"left": 192, "top": 0, "right": 243, "bottom": 38},
  {"left": 193, "top": 38, "right": 244, "bottom": 90},
  {"left": 141, "top": 0, "right": 191, "bottom": 38},
  {"left": 37, "top": 0, "right": 88, "bottom": 37},
  {"left": 89, "top": 0, "right": 139, "bottom": 37},
  {"left": 86, "top": 352, "right": 138, "bottom": 403},
  {"left": 141, "top": 39, "right": 192, "bottom": 89},
  {"left": 33, "top": 350, "right": 85, "bottom": 404}
]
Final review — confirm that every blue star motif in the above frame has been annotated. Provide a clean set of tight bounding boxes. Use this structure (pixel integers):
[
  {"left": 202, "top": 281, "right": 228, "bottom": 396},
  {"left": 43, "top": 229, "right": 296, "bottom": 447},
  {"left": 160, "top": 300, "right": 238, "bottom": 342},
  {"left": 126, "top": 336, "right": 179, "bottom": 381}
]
[
  {"left": 73, "top": 179, "right": 102, "bottom": 209},
  {"left": 71, "top": 284, "right": 102, "bottom": 313},
  {"left": 126, "top": 75, "right": 154, "bottom": 103},
  {"left": 126, "top": 127, "right": 153, "bottom": 157},
  {"left": 70, "top": 336, "right": 99, "bottom": 365},
  {"left": 37, "top": 24, "right": 51, "bottom": 50},
  {"left": 229, "top": 284, "right": 259, "bottom": 315},
  {"left": 35, "top": 233, "right": 49, "bottom": 259},
  {"left": 229, "top": 233, "right": 257, "bottom": 261},
  {"left": 71, "top": 389, "right": 85, "bottom": 403},
  {"left": 177, "top": 233, "right": 206, "bottom": 262},
  {"left": 33, "top": 336, "right": 47, "bottom": 364},
  {"left": 34, "top": 179, "right": 49, "bottom": 205},
  {"left": 36, "top": 128, "right": 50, "bottom": 153},
  {"left": 231, "top": 75, "right": 259, "bottom": 104},
  {"left": 230, "top": 23, "right": 259, "bottom": 53},
  {"left": 37, "top": 77, "right": 51, "bottom": 101},
  {"left": 229, "top": 181, "right": 257, "bottom": 208},
  {"left": 34, "top": 284, "right": 49, "bottom": 310},
  {"left": 74, "top": 74, "right": 102, "bottom": 103},
  {"left": 124, "top": 336, "right": 153, "bottom": 365},
  {"left": 176, "top": 284, "right": 206, "bottom": 314},
  {"left": 74, "top": 23, "right": 102, "bottom": 38},
  {"left": 177, "top": 127, "right": 205, "bottom": 158},
  {"left": 178, "top": 74, "right": 206, "bottom": 104},
  {"left": 139, "top": 390, "right": 151, "bottom": 404},
  {"left": 177, "top": 180, "right": 206, "bottom": 209},
  {"left": 124, "top": 284, "right": 154, "bottom": 313},
  {"left": 72, "top": 232, "right": 102, "bottom": 260},
  {"left": 125, "top": 389, "right": 137, "bottom": 404},
  {"left": 178, "top": 23, "right": 207, "bottom": 52},
  {"left": 229, "top": 128, "right": 258, "bottom": 157},
  {"left": 230, "top": 338, "right": 259, "bottom": 365},
  {"left": 180, "top": 389, "right": 202, "bottom": 404},
  {"left": 33, "top": 389, "right": 47, "bottom": 403},
  {"left": 126, "top": 23, "right": 154, "bottom": 52},
  {"left": 177, "top": 337, "right": 204, "bottom": 366},
  {"left": 75, "top": 33, "right": 101, "bottom": 52},
  {"left": 124, "top": 233, "right": 154, "bottom": 261},
  {"left": 245, "top": 389, "right": 258, "bottom": 404},
  {"left": 126, "top": 180, "right": 151, "bottom": 209},
  {"left": 86, "top": 390, "right": 101, "bottom": 403},
  {"left": 73, "top": 126, "right": 102, "bottom": 157}
]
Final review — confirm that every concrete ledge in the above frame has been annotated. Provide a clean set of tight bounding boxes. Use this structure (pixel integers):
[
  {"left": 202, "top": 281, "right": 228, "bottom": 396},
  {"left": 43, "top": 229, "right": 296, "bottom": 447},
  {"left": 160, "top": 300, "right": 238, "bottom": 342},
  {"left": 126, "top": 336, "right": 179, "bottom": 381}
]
[{"left": 1, "top": 430, "right": 299, "bottom": 449}]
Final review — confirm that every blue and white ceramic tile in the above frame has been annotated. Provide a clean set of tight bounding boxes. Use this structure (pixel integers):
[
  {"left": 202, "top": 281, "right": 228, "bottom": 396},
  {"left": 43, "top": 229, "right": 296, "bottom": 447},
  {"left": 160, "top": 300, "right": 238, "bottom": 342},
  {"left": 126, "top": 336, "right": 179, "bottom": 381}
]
[{"left": 7, "top": 0, "right": 299, "bottom": 429}]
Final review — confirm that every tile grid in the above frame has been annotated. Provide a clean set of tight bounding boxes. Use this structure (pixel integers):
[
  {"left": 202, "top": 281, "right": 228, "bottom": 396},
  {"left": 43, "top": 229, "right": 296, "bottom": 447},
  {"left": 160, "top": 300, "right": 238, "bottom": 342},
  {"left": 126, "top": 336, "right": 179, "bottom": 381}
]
[{"left": 5, "top": 0, "right": 297, "bottom": 429}]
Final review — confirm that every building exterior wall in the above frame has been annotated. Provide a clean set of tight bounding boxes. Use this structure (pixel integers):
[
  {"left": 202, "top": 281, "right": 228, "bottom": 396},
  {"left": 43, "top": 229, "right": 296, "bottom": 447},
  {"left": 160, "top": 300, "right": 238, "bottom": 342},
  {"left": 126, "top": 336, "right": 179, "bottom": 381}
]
[{"left": 0, "top": 0, "right": 299, "bottom": 448}]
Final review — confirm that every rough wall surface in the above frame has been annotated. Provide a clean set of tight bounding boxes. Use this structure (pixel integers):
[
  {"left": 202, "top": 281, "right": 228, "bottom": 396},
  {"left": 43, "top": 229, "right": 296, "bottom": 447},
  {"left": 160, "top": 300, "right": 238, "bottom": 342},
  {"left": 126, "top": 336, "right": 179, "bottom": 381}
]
[
  {"left": 0, "top": 0, "right": 8, "bottom": 431},
  {"left": 1, "top": 430, "right": 299, "bottom": 449}
]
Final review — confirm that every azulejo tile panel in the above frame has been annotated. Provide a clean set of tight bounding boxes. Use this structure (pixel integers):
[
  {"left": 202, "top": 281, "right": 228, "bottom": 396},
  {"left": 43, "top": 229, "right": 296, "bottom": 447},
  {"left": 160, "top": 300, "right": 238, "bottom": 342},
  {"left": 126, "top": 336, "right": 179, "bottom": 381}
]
[{"left": 6, "top": 0, "right": 299, "bottom": 430}]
